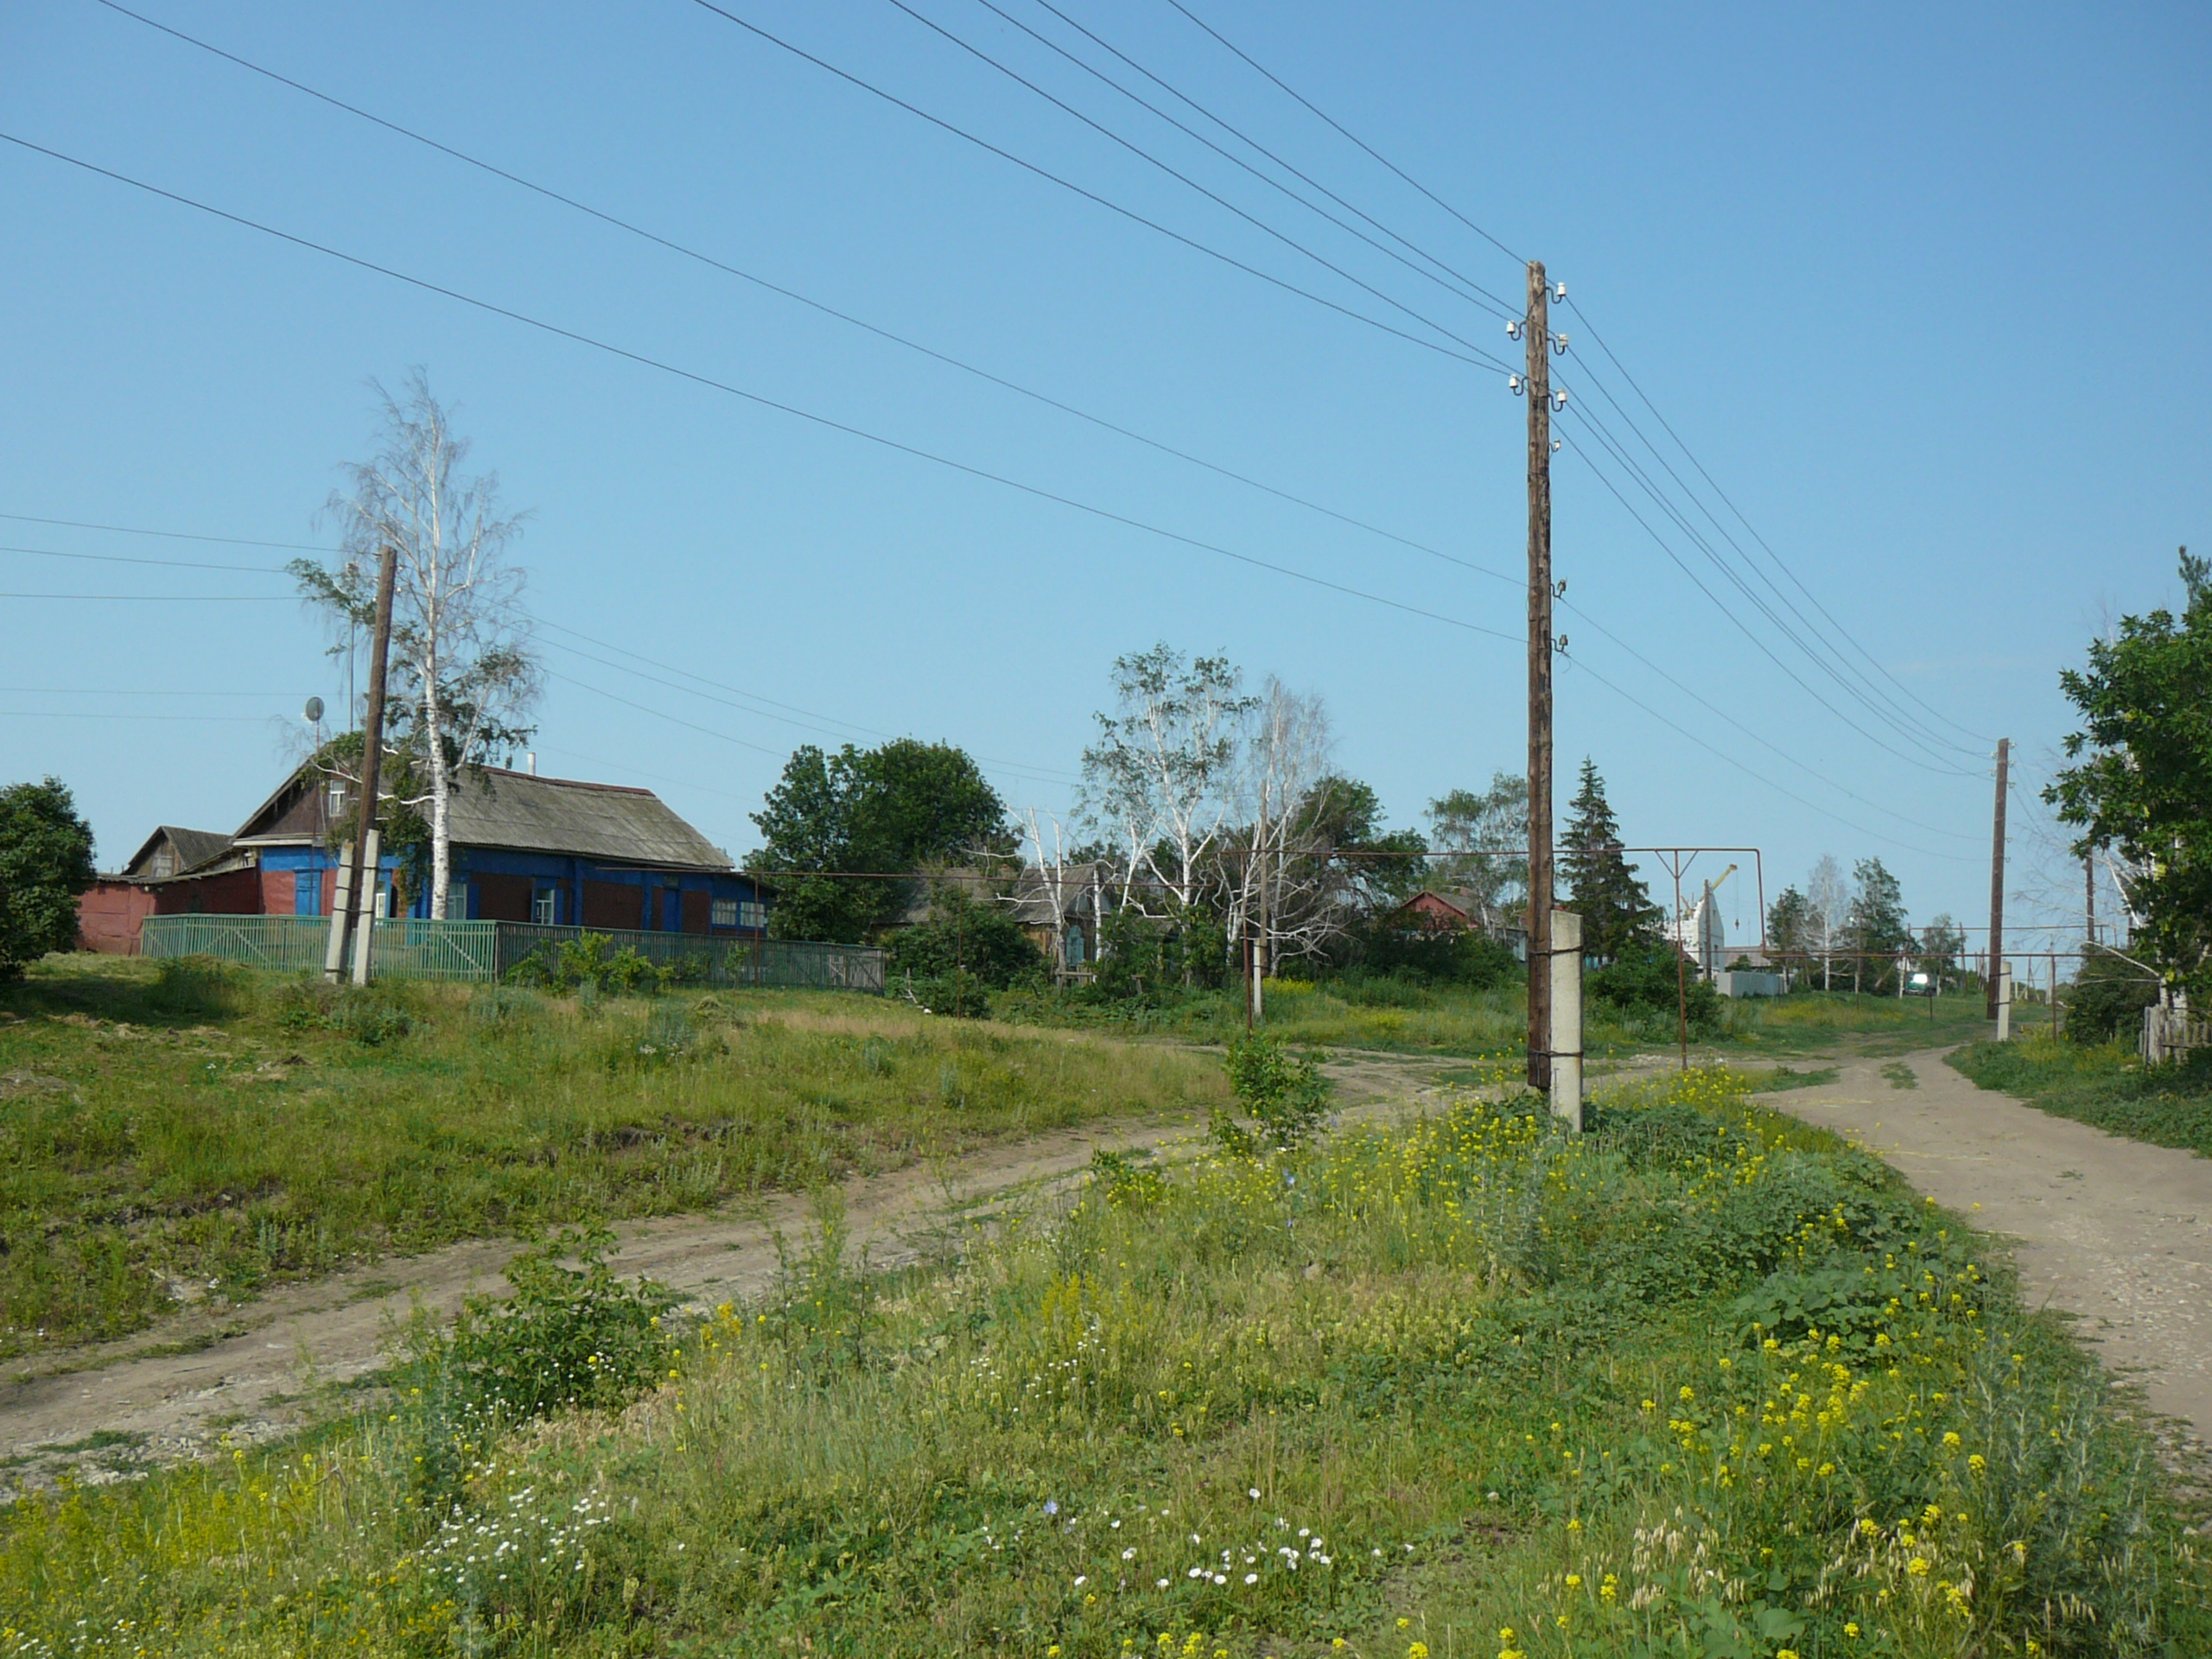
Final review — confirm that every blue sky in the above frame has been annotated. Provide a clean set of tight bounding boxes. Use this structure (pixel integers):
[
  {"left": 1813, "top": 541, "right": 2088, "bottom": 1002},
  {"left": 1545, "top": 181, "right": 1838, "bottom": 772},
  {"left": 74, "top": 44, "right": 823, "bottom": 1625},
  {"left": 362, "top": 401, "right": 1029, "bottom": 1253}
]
[{"left": 3, "top": 0, "right": 2205, "bottom": 952}]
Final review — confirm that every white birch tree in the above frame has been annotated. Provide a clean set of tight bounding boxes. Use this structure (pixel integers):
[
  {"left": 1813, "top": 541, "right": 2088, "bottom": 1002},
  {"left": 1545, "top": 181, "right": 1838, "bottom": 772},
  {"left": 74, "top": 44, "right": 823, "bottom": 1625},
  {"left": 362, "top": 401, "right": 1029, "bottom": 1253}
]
[
  {"left": 1229, "top": 678, "right": 1338, "bottom": 981},
  {"left": 1079, "top": 645, "right": 1255, "bottom": 918},
  {"left": 1807, "top": 854, "right": 1849, "bottom": 991},
  {"left": 294, "top": 372, "right": 539, "bottom": 918}
]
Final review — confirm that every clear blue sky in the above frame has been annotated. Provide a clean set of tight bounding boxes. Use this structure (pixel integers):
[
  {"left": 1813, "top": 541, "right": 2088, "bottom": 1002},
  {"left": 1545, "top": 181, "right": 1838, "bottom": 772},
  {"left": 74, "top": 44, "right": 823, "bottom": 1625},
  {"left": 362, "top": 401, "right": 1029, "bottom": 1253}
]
[{"left": 3, "top": 0, "right": 2205, "bottom": 950}]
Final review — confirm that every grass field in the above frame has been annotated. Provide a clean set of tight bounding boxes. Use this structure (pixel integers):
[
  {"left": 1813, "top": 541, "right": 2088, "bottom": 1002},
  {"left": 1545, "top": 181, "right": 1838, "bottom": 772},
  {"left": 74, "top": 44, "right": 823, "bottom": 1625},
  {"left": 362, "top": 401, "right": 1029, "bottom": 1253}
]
[
  {"left": 0, "top": 1065, "right": 2198, "bottom": 1656},
  {"left": 0, "top": 955, "right": 1227, "bottom": 1359},
  {"left": 997, "top": 977, "right": 1996, "bottom": 1063},
  {"left": 1951, "top": 1031, "right": 2212, "bottom": 1157}
]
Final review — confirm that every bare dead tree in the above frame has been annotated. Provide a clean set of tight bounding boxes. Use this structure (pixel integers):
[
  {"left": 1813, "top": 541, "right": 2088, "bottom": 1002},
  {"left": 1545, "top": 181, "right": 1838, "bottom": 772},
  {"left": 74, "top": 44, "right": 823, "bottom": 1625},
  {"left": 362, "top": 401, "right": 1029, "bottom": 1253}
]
[{"left": 293, "top": 371, "right": 539, "bottom": 918}]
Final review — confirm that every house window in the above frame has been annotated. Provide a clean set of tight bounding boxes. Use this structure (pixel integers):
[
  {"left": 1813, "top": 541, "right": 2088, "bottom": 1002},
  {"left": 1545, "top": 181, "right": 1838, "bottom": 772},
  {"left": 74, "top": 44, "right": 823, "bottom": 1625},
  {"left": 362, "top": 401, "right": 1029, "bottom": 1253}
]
[
  {"left": 710, "top": 898, "right": 740, "bottom": 929},
  {"left": 533, "top": 888, "right": 559, "bottom": 925},
  {"left": 326, "top": 783, "right": 346, "bottom": 819},
  {"left": 740, "top": 900, "right": 767, "bottom": 930}
]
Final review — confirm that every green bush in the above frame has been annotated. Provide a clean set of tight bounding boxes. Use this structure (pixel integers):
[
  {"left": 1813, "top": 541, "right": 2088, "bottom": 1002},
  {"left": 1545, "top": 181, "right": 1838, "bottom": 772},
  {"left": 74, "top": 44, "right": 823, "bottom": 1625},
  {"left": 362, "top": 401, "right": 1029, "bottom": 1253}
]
[
  {"left": 888, "top": 885, "right": 1043, "bottom": 990},
  {"left": 2062, "top": 944, "right": 2160, "bottom": 1045},
  {"left": 1217, "top": 1031, "right": 1333, "bottom": 1154},
  {"left": 266, "top": 977, "right": 419, "bottom": 1044},
  {"left": 1589, "top": 939, "right": 1722, "bottom": 1034},
  {"left": 912, "top": 966, "right": 991, "bottom": 1018},
  {"left": 1325, "top": 918, "right": 1520, "bottom": 989},
  {"left": 148, "top": 954, "right": 249, "bottom": 1020},
  {"left": 401, "top": 1224, "right": 680, "bottom": 1510}
]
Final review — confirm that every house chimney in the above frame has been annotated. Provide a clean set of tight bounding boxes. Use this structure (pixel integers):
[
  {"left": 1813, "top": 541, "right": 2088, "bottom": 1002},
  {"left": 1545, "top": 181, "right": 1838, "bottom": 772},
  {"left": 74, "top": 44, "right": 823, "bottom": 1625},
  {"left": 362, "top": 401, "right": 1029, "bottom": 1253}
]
[{"left": 526, "top": 752, "right": 537, "bottom": 777}]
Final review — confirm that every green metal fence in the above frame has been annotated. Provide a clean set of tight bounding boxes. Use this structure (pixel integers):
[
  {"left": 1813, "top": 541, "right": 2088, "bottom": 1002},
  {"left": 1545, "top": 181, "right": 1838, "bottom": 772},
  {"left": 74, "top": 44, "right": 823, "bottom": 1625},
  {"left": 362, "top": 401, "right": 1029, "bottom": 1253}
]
[{"left": 139, "top": 915, "right": 884, "bottom": 994}]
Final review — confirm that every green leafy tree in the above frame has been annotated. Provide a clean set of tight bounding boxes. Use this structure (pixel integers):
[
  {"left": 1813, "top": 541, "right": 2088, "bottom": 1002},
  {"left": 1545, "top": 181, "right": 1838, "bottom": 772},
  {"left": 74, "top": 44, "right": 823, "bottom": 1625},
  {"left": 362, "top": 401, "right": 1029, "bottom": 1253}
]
[
  {"left": 747, "top": 741, "right": 1014, "bottom": 943},
  {"left": 0, "top": 778, "right": 97, "bottom": 979},
  {"left": 1765, "top": 886, "right": 1818, "bottom": 986},
  {"left": 1916, "top": 913, "right": 1965, "bottom": 987},
  {"left": 1844, "top": 857, "right": 1914, "bottom": 993},
  {"left": 2048, "top": 549, "right": 2212, "bottom": 998},
  {"left": 887, "top": 884, "right": 1043, "bottom": 992},
  {"left": 1426, "top": 772, "right": 1525, "bottom": 931},
  {"left": 1559, "top": 759, "right": 1657, "bottom": 961}
]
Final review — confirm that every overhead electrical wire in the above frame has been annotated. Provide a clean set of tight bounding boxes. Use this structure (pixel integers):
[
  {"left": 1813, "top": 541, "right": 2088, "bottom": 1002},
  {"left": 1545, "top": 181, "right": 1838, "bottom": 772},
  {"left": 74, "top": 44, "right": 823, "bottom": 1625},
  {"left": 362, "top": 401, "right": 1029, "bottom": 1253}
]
[
  {"left": 36, "top": 18, "right": 1991, "bottom": 836},
  {"left": 83, "top": 0, "right": 1507, "bottom": 588},
  {"left": 1560, "top": 344, "right": 1981, "bottom": 760},
  {"left": 1557, "top": 393, "right": 1976, "bottom": 772},
  {"left": 879, "top": 0, "right": 1513, "bottom": 351},
  {"left": 1, "top": 540, "right": 289, "bottom": 575},
  {"left": 535, "top": 620, "right": 1085, "bottom": 784},
  {"left": 0, "top": 130, "right": 1520, "bottom": 650},
  {"left": 1160, "top": 0, "right": 1522, "bottom": 265},
  {"left": 681, "top": 0, "right": 1504, "bottom": 372},
  {"left": 0, "top": 590, "right": 288, "bottom": 602},
  {"left": 1150, "top": 0, "right": 1986, "bottom": 772},
  {"left": 1563, "top": 298, "right": 1995, "bottom": 747},
  {"left": 1018, "top": 0, "right": 1519, "bottom": 316},
  {"left": 1554, "top": 419, "right": 1977, "bottom": 779},
  {"left": 0, "top": 508, "right": 329, "bottom": 551}
]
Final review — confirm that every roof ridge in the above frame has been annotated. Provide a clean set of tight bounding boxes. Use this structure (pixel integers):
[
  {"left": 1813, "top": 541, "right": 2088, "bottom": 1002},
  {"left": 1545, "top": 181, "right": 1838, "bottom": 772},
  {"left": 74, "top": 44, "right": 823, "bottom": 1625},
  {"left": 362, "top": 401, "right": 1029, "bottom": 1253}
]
[{"left": 471, "top": 765, "right": 655, "bottom": 797}]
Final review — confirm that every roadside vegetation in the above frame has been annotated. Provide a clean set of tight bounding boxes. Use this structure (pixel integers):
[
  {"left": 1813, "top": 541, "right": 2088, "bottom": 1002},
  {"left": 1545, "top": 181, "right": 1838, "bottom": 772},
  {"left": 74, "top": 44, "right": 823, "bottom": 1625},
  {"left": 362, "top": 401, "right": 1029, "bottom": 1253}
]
[
  {"left": 0, "top": 953, "right": 1226, "bottom": 1359},
  {"left": 996, "top": 976, "right": 1994, "bottom": 1063},
  {"left": 2, "top": 1065, "right": 2199, "bottom": 1656},
  {"left": 1951, "top": 1031, "right": 2212, "bottom": 1158}
]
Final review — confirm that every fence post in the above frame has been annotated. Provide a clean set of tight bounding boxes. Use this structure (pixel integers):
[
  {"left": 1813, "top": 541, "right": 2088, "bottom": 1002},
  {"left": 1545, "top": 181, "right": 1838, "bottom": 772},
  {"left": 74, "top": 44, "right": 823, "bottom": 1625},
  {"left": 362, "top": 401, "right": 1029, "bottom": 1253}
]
[{"left": 1995, "top": 961, "right": 2012, "bottom": 1042}]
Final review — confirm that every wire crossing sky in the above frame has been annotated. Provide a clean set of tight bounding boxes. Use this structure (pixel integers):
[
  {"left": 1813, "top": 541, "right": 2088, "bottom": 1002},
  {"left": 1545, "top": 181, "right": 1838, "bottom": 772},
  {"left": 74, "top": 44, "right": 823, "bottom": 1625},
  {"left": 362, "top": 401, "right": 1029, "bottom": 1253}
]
[{"left": 2, "top": 0, "right": 2205, "bottom": 940}]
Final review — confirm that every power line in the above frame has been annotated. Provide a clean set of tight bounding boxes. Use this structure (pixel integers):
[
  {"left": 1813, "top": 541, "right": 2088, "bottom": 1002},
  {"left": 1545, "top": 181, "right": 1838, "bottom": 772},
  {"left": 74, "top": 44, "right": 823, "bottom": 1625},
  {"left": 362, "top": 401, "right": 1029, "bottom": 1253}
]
[
  {"left": 682, "top": 0, "right": 1501, "bottom": 372},
  {"left": 1134, "top": 0, "right": 1987, "bottom": 772},
  {"left": 1563, "top": 297, "right": 1995, "bottom": 747},
  {"left": 1, "top": 540, "right": 289, "bottom": 574},
  {"left": 1562, "top": 652, "right": 1975, "bottom": 865},
  {"left": 877, "top": 0, "right": 1513, "bottom": 358},
  {"left": 84, "top": 0, "right": 1510, "bottom": 588},
  {"left": 0, "top": 709, "right": 279, "bottom": 721},
  {"left": 1560, "top": 341, "right": 1980, "bottom": 760},
  {"left": 1019, "top": 0, "right": 1519, "bottom": 316},
  {"left": 535, "top": 621, "right": 1084, "bottom": 783},
  {"left": 0, "top": 590, "right": 289, "bottom": 602},
  {"left": 1555, "top": 414, "right": 1976, "bottom": 779},
  {"left": 1160, "top": 0, "right": 1522, "bottom": 266},
  {"left": 0, "top": 509, "right": 330, "bottom": 551},
  {"left": 0, "top": 129, "right": 1520, "bottom": 647}
]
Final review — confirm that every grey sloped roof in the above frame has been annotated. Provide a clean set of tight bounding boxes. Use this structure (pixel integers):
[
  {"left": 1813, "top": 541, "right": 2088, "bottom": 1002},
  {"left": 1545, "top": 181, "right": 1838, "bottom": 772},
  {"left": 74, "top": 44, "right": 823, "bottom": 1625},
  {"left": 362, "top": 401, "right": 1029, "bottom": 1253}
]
[
  {"left": 121, "top": 826, "right": 237, "bottom": 880},
  {"left": 444, "top": 767, "right": 732, "bottom": 870}
]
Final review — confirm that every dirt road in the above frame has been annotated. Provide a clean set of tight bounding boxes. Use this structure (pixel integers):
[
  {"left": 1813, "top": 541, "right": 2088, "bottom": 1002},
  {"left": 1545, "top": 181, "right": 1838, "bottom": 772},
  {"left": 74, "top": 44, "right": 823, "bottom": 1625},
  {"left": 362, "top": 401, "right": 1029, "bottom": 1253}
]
[
  {"left": 0, "top": 1047, "right": 1460, "bottom": 1495},
  {"left": 1763, "top": 1047, "right": 2212, "bottom": 1446}
]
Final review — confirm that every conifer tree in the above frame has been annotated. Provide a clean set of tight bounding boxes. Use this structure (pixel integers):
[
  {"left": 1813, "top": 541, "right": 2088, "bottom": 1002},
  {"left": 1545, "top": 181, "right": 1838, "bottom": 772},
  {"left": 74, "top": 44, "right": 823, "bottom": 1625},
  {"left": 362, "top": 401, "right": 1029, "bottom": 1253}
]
[{"left": 1559, "top": 759, "right": 1657, "bottom": 960}]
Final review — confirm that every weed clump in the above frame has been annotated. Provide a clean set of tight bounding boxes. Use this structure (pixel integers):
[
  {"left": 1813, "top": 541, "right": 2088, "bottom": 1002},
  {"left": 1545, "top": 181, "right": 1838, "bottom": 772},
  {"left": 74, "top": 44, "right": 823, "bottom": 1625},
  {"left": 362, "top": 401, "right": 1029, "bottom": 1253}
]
[{"left": 1214, "top": 1031, "right": 1332, "bottom": 1154}]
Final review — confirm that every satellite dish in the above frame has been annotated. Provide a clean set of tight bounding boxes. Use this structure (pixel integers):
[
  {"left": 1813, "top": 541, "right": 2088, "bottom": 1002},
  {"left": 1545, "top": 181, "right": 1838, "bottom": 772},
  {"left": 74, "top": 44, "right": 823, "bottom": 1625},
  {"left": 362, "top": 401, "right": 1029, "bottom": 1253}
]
[{"left": 304, "top": 696, "right": 325, "bottom": 724}]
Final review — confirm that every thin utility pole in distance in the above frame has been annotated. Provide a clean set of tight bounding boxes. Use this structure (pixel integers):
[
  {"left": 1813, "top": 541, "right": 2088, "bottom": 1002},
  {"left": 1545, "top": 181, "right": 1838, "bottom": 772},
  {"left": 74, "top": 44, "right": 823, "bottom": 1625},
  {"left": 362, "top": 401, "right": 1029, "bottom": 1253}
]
[
  {"left": 1986, "top": 737, "right": 2010, "bottom": 1020},
  {"left": 330, "top": 541, "right": 399, "bottom": 985},
  {"left": 1525, "top": 258, "right": 1554, "bottom": 1094}
]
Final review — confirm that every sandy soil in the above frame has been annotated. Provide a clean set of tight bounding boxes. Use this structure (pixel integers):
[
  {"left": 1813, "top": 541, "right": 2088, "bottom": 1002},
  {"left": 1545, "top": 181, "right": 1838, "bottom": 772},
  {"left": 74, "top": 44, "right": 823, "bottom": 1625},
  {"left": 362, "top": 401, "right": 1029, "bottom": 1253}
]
[
  {"left": 0, "top": 1046, "right": 1459, "bottom": 1495},
  {"left": 1762, "top": 1046, "right": 2212, "bottom": 1450}
]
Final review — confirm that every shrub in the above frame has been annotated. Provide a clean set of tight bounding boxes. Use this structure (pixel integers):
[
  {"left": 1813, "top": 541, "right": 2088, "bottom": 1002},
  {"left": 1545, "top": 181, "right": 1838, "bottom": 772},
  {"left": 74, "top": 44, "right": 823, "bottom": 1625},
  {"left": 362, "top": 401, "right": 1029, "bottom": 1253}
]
[
  {"left": 148, "top": 954, "right": 248, "bottom": 1019},
  {"left": 1589, "top": 939, "right": 1722, "bottom": 1034},
  {"left": 1217, "top": 1031, "right": 1333, "bottom": 1154},
  {"left": 0, "top": 776, "right": 96, "bottom": 979},
  {"left": 913, "top": 966, "right": 991, "bottom": 1019},
  {"left": 401, "top": 1224, "right": 679, "bottom": 1510},
  {"left": 266, "top": 976, "right": 418, "bottom": 1044},
  {"left": 888, "top": 885, "right": 1043, "bottom": 989},
  {"left": 2063, "top": 944, "right": 2160, "bottom": 1045}
]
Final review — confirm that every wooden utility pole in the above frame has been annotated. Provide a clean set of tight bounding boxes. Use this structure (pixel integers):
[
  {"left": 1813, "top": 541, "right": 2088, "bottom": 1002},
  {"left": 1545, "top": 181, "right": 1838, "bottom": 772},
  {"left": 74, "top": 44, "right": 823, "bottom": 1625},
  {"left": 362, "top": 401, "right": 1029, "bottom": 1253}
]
[
  {"left": 329, "top": 541, "right": 399, "bottom": 984},
  {"left": 1525, "top": 259, "right": 1554, "bottom": 1093},
  {"left": 1986, "top": 737, "right": 2010, "bottom": 1020}
]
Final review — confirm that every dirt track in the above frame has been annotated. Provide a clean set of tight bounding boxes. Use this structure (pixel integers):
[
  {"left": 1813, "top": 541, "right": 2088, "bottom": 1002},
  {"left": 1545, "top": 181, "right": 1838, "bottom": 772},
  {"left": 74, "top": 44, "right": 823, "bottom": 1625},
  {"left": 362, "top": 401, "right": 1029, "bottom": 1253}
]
[
  {"left": 1762, "top": 1047, "right": 2212, "bottom": 1448},
  {"left": 0, "top": 1046, "right": 1459, "bottom": 1495},
  {"left": 12, "top": 1039, "right": 2209, "bottom": 1491}
]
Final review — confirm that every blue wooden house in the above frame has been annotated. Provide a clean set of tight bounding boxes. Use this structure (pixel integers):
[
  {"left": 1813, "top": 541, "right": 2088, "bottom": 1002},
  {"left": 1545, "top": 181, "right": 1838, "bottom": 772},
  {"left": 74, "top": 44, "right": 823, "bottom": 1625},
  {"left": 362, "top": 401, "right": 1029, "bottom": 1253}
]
[{"left": 215, "top": 762, "right": 767, "bottom": 936}]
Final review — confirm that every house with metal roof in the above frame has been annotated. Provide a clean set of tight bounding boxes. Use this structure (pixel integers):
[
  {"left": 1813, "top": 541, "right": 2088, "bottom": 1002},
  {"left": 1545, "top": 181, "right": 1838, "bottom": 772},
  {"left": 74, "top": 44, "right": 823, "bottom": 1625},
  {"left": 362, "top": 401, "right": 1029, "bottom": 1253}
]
[{"left": 84, "top": 761, "right": 767, "bottom": 945}]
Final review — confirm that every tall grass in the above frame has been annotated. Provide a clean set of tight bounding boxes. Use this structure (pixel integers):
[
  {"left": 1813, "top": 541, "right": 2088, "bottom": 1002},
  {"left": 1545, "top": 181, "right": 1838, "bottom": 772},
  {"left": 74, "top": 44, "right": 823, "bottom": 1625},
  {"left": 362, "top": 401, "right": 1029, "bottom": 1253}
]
[
  {"left": 3, "top": 1066, "right": 2198, "bottom": 1656},
  {"left": 997, "top": 976, "right": 1996, "bottom": 1061},
  {"left": 0, "top": 956, "right": 1227, "bottom": 1356},
  {"left": 1952, "top": 1030, "right": 2212, "bottom": 1155}
]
